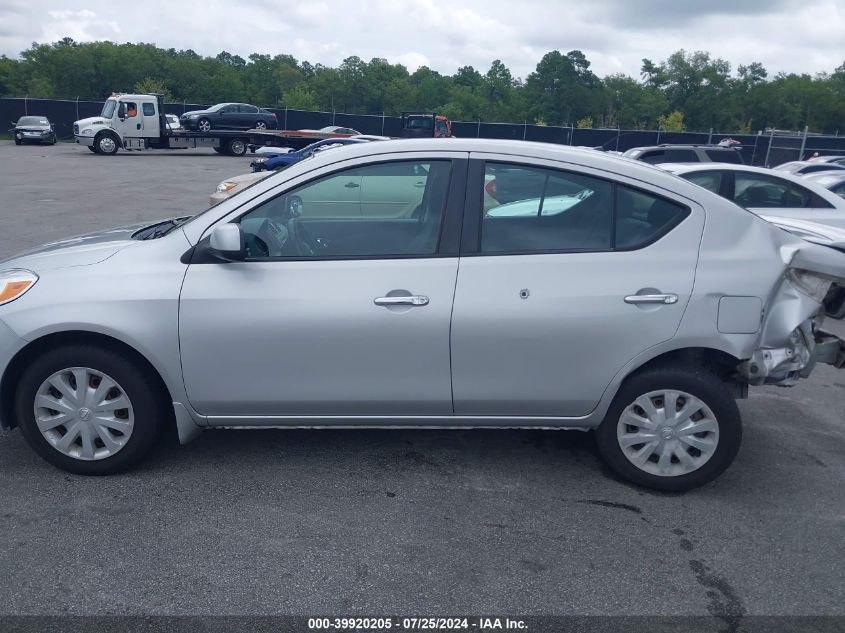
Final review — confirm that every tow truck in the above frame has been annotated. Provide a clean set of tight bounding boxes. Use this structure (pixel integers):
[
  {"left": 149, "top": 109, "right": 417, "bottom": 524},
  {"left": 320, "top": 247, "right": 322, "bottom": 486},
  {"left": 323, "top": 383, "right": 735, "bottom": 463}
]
[
  {"left": 74, "top": 93, "right": 454, "bottom": 155},
  {"left": 399, "top": 112, "right": 454, "bottom": 138},
  {"left": 73, "top": 93, "right": 294, "bottom": 156}
]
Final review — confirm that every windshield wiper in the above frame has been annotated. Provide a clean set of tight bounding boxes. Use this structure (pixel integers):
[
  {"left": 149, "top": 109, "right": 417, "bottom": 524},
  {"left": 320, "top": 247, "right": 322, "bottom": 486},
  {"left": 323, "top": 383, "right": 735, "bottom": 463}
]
[{"left": 138, "top": 217, "right": 190, "bottom": 240}]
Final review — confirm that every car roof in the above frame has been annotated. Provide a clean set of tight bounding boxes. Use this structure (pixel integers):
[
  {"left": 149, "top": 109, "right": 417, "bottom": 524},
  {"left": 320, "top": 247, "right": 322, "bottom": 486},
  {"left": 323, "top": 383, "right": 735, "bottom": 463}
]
[
  {"left": 658, "top": 162, "right": 845, "bottom": 207},
  {"left": 625, "top": 144, "right": 738, "bottom": 152},
  {"left": 804, "top": 170, "right": 845, "bottom": 185},
  {"left": 293, "top": 138, "right": 697, "bottom": 190}
]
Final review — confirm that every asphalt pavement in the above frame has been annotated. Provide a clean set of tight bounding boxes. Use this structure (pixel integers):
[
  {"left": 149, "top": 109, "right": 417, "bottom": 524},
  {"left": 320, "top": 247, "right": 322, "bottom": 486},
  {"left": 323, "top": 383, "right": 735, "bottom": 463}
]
[{"left": 0, "top": 141, "right": 842, "bottom": 623}]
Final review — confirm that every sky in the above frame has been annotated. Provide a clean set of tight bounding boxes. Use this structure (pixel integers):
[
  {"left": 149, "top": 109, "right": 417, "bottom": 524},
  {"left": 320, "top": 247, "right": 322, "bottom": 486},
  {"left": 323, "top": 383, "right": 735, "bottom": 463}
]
[{"left": 1, "top": 0, "right": 843, "bottom": 79}]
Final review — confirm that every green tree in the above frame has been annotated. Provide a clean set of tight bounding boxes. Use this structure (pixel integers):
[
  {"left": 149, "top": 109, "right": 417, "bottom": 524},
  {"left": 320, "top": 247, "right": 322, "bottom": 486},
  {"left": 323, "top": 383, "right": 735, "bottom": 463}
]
[
  {"left": 658, "top": 110, "right": 685, "bottom": 131},
  {"left": 133, "top": 77, "right": 172, "bottom": 101}
]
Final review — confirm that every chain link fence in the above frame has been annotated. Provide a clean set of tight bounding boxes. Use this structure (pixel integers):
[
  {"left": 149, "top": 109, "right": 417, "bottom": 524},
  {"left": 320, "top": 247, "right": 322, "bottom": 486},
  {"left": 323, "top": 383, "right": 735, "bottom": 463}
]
[{"left": 3, "top": 97, "right": 843, "bottom": 165}]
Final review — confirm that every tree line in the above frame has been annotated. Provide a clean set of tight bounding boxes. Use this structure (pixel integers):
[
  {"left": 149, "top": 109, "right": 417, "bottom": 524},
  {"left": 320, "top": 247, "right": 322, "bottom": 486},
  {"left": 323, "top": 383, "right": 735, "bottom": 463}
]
[{"left": 0, "top": 38, "right": 843, "bottom": 133}]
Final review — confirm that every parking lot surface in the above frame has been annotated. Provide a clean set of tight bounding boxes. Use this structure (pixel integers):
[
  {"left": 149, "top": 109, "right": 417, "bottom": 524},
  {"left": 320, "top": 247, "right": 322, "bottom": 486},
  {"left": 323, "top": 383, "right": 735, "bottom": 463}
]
[{"left": 0, "top": 141, "right": 843, "bottom": 620}]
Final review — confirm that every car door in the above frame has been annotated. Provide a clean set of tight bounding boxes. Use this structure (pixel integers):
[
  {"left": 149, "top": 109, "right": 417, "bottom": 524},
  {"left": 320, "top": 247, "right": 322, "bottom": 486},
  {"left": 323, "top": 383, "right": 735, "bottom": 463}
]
[
  {"left": 450, "top": 155, "right": 703, "bottom": 417},
  {"left": 238, "top": 104, "right": 258, "bottom": 128},
  {"left": 218, "top": 104, "right": 237, "bottom": 129},
  {"left": 178, "top": 152, "right": 466, "bottom": 419}
]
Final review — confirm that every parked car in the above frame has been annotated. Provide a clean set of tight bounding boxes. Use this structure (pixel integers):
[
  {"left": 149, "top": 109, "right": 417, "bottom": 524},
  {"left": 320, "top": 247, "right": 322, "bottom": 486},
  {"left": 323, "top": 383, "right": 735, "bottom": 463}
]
[
  {"left": 251, "top": 138, "right": 366, "bottom": 173},
  {"left": 1, "top": 139, "right": 844, "bottom": 491},
  {"left": 761, "top": 214, "right": 845, "bottom": 252},
  {"left": 180, "top": 103, "right": 278, "bottom": 132},
  {"left": 209, "top": 171, "right": 273, "bottom": 206},
  {"left": 773, "top": 161, "right": 845, "bottom": 176},
  {"left": 298, "top": 125, "right": 361, "bottom": 136},
  {"left": 10, "top": 116, "right": 57, "bottom": 145},
  {"left": 623, "top": 144, "right": 744, "bottom": 165},
  {"left": 254, "top": 146, "right": 292, "bottom": 157},
  {"left": 808, "top": 155, "right": 845, "bottom": 166},
  {"left": 803, "top": 171, "right": 845, "bottom": 199},
  {"left": 660, "top": 163, "right": 845, "bottom": 228}
]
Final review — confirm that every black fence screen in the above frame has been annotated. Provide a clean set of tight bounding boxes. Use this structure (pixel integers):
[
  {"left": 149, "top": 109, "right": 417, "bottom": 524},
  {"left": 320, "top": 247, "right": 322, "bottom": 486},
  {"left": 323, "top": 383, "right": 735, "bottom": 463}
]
[{"left": 3, "top": 97, "right": 844, "bottom": 166}]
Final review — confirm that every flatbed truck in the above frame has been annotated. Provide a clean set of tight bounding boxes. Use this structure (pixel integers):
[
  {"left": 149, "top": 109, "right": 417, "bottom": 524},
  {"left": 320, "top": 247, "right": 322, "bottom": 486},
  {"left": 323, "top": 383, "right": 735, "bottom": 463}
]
[{"left": 73, "top": 93, "right": 303, "bottom": 156}]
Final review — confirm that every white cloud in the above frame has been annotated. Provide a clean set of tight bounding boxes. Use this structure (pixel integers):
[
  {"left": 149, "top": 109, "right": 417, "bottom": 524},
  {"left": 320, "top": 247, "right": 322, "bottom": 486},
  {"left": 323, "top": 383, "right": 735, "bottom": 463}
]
[{"left": 0, "top": 0, "right": 842, "bottom": 80}]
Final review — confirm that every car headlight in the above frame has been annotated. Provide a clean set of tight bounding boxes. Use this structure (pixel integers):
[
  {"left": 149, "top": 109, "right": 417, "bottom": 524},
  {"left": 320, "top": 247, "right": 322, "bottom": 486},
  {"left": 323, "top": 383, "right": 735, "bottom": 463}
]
[
  {"left": 0, "top": 269, "right": 38, "bottom": 306},
  {"left": 187, "top": 114, "right": 199, "bottom": 119},
  {"left": 215, "top": 182, "right": 237, "bottom": 194},
  {"left": 253, "top": 158, "right": 268, "bottom": 164},
  {"left": 81, "top": 128, "right": 95, "bottom": 136}
]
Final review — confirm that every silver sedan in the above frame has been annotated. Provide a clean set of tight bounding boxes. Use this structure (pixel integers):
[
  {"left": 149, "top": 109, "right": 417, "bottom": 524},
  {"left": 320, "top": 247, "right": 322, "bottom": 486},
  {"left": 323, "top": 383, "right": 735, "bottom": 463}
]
[{"left": 1, "top": 139, "right": 844, "bottom": 491}]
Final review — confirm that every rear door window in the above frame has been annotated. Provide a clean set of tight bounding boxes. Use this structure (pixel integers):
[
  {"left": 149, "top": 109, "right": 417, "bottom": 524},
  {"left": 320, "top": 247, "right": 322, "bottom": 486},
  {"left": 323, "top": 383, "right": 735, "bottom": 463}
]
[
  {"left": 705, "top": 149, "right": 742, "bottom": 164},
  {"left": 480, "top": 163, "right": 612, "bottom": 253},
  {"left": 478, "top": 162, "right": 689, "bottom": 254},
  {"left": 662, "top": 149, "right": 699, "bottom": 163},
  {"left": 683, "top": 171, "right": 723, "bottom": 194}
]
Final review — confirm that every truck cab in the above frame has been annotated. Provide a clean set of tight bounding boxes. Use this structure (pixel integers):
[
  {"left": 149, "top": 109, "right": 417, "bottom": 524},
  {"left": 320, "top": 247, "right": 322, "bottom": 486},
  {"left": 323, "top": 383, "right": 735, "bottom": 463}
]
[
  {"left": 74, "top": 93, "right": 165, "bottom": 153},
  {"left": 73, "top": 93, "right": 251, "bottom": 156},
  {"left": 400, "top": 113, "right": 454, "bottom": 139}
]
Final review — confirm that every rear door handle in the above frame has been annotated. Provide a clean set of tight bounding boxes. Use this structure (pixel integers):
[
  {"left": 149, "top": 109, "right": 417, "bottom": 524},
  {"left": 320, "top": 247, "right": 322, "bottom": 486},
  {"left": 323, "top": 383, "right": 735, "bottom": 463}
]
[
  {"left": 345, "top": 182, "right": 360, "bottom": 188},
  {"left": 374, "top": 295, "right": 429, "bottom": 306},
  {"left": 624, "top": 293, "right": 678, "bottom": 305}
]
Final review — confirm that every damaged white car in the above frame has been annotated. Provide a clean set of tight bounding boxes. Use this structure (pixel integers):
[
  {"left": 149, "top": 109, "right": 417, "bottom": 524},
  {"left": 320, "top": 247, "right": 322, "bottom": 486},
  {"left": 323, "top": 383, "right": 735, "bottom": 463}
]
[{"left": 0, "top": 139, "right": 843, "bottom": 491}]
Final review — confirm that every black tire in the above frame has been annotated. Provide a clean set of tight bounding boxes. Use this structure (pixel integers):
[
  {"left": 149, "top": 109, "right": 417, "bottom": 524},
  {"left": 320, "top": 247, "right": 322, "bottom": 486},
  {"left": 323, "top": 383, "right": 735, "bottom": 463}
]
[
  {"left": 226, "top": 138, "right": 247, "bottom": 157},
  {"left": 15, "top": 345, "right": 166, "bottom": 475},
  {"left": 212, "top": 146, "right": 224, "bottom": 154},
  {"left": 14, "top": 138, "right": 21, "bottom": 145},
  {"left": 87, "top": 146, "right": 97, "bottom": 153},
  {"left": 94, "top": 132, "right": 119, "bottom": 155},
  {"left": 595, "top": 364, "right": 742, "bottom": 492},
  {"left": 197, "top": 117, "right": 212, "bottom": 132}
]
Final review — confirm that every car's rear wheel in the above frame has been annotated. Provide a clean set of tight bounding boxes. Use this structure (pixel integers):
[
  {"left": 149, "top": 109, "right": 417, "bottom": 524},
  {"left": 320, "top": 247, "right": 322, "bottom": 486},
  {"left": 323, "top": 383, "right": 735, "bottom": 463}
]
[
  {"left": 226, "top": 138, "right": 247, "bottom": 156},
  {"left": 595, "top": 364, "right": 741, "bottom": 491},
  {"left": 15, "top": 345, "right": 165, "bottom": 475},
  {"left": 197, "top": 118, "right": 212, "bottom": 133}
]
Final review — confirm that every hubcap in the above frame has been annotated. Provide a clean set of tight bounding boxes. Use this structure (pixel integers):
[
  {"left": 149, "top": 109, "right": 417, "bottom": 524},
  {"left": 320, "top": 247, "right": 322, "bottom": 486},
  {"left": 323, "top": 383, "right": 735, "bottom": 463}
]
[
  {"left": 99, "top": 137, "right": 116, "bottom": 153},
  {"left": 230, "top": 140, "right": 245, "bottom": 154},
  {"left": 255, "top": 121, "right": 266, "bottom": 129},
  {"left": 34, "top": 367, "right": 135, "bottom": 461},
  {"left": 617, "top": 389, "right": 719, "bottom": 477},
  {"left": 199, "top": 120, "right": 211, "bottom": 132}
]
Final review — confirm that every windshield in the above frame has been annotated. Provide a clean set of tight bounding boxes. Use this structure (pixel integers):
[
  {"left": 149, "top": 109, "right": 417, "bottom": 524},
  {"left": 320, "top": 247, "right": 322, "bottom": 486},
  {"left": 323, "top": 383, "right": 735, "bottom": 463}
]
[
  {"left": 18, "top": 116, "right": 48, "bottom": 126},
  {"left": 100, "top": 99, "right": 117, "bottom": 119}
]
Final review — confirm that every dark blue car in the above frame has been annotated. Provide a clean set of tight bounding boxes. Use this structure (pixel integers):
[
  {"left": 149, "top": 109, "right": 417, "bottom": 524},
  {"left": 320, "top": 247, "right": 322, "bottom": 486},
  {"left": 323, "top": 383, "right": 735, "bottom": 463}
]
[{"left": 251, "top": 138, "right": 365, "bottom": 173}]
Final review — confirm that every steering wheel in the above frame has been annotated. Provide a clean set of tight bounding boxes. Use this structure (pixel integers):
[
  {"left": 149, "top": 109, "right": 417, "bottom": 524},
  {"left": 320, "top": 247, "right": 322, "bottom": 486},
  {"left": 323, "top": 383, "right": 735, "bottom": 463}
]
[
  {"left": 286, "top": 217, "right": 319, "bottom": 256},
  {"left": 244, "top": 218, "right": 287, "bottom": 257}
]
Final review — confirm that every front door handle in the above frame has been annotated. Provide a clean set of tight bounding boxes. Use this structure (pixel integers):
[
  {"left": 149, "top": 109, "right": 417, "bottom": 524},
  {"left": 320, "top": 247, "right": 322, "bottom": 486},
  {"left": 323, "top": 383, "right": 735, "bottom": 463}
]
[
  {"left": 624, "top": 293, "right": 678, "bottom": 305},
  {"left": 345, "top": 182, "right": 360, "bottom": 188},
  {"left": 374, "top": 295, "right": 429, "bottom": 307}
]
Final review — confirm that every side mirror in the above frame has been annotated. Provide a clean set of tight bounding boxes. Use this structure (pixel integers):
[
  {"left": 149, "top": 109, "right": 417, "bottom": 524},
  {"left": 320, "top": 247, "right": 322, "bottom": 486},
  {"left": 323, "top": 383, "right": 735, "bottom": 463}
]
[{"left": 209, "top": 223, "right": 245, "bottom": 261}]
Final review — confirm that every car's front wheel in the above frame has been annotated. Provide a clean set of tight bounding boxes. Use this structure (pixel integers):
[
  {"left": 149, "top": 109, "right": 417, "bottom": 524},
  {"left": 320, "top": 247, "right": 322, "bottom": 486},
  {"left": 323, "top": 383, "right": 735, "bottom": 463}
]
[
  {"left": 15, "top": 345, "right": 165, "bottom": 475},
  {"left": 595, "top": 364, "right": 742, "bottom": 491},
  {"left": 94, "top": 133, "right": 119, "bottom": 155},
  {"left": 197, "top": 118, "right": 212, "bottom": 133}
]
